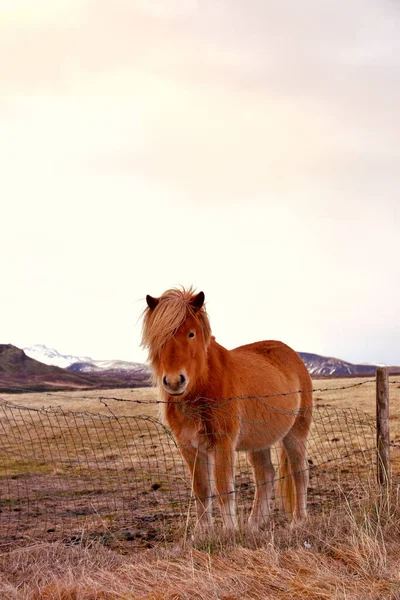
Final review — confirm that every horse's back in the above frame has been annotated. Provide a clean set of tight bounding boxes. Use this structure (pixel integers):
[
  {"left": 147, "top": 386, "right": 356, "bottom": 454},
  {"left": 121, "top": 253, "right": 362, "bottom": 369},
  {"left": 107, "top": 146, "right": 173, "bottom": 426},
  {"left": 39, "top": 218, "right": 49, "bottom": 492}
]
[
  {"left": 231, "top": 340, "right": 312, "bottom": 407},
  {"left": 232, "top": 340, "right": 309, "bottom": 385}
]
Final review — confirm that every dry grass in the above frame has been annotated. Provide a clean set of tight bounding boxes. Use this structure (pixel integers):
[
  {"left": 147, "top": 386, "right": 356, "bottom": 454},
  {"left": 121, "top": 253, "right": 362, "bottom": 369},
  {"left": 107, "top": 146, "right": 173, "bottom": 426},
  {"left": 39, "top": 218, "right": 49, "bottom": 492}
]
[
  {"left": 0, "top": 387, "right": 157, "bottom": 417},
  {"left": 0, "top": 378, "right": 399, "bottom": 598},
  {"left": 0, "top": 488, "right": 399, "bottom": 599},
  {"left": 312, "top": 377, "right": 400, "bottom": 478}
]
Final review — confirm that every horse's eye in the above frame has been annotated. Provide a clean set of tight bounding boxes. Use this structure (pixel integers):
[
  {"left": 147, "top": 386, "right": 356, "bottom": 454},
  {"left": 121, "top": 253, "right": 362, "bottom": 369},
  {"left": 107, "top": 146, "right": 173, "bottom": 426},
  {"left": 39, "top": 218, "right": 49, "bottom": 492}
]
[{"left": 188, "top": 332, "right": 195, "bottom": 338}]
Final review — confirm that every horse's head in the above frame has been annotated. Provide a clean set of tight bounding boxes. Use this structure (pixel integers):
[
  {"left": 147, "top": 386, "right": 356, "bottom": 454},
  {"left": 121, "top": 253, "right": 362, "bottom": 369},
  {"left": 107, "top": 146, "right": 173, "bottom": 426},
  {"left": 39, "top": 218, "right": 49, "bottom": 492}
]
[{"left": 141, "top": 287, "right": 211, "bottom": 397}]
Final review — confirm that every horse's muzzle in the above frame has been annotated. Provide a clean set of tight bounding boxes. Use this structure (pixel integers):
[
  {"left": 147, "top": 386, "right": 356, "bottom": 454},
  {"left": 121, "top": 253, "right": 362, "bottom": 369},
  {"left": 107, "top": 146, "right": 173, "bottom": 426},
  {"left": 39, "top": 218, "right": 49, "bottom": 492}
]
[{"left": 162, "top": 373, "right": 187, "bottom": 396}]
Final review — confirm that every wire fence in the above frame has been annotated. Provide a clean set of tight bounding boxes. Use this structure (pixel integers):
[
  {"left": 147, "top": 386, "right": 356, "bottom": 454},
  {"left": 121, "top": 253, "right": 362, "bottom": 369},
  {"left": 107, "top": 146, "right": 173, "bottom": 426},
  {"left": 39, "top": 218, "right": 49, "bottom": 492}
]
[{"left": 0, "top": 380, "right": 398, "bottom": 547}]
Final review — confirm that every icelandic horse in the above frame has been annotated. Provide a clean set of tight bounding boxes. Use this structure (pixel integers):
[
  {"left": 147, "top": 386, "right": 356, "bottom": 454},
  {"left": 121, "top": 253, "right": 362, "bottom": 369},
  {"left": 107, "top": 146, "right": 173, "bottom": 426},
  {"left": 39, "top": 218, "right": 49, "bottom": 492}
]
[{"left": 141, "top": 287, "right": 312, "bottom": 529}]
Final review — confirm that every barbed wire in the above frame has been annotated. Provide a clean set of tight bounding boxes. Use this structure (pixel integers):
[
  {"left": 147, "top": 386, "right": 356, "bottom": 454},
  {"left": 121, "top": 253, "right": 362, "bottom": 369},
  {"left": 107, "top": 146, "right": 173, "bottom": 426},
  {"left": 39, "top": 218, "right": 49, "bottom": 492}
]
[
  {"left": 0, "top": 378, "right": 394, "bottom": 427},
  {"left": 0, "top": 378, "right": 378, "bottom": 405},
  {"left": 2, "top": 378, "right": 399, "bottom": 409},
  {"left": 0, "top": 393, "right": 376, "bottom": 424},
  {"left": 3, "top": 376, "right": 399, "bottom": 397}
]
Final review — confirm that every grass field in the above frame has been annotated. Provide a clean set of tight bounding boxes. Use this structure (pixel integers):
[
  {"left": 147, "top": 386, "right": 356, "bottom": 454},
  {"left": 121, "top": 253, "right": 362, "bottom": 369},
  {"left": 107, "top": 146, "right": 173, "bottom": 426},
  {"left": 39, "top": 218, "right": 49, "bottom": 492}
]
[{"left": 0, "top": 377, "right": 399, "bottom": 599}]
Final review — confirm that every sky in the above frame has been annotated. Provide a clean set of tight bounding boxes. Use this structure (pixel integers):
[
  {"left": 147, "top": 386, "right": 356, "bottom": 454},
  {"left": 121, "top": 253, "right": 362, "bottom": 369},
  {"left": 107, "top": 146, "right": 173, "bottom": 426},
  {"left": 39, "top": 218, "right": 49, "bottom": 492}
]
[{"left": 1, "top": 0, "right": 399, "bottom": 365}]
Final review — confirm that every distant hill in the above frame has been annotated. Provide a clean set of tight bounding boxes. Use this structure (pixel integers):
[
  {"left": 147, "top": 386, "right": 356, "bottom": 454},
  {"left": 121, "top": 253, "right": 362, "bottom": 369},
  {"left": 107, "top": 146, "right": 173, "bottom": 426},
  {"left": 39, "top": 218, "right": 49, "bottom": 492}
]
[
  {"left": 23, "top": 344, "right": 93, "bottom": 369},
  {"left": 0, "top": 345, "right": 95, "bottom": 391},
  {"left": 2, "top": 343, "right": 398, "bottom": 393},
  {"left": 298, "top": 351, "right": 400, "bottom": 378},
  {"left": 0, "top": 345, "right": 151, "bottom": 393},
  {"left": 297, "top": 352, "right": 400, "bottom": 378},
  {"left": 24, "top": 344, "right": 150, "bottom": 376}
]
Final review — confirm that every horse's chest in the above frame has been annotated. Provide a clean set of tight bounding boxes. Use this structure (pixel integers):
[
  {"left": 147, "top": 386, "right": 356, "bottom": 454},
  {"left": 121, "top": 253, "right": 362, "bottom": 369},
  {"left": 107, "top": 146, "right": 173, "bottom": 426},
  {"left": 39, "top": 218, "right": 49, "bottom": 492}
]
[{"left": 165, "top": 402, "right": 204, "bottom": 449}]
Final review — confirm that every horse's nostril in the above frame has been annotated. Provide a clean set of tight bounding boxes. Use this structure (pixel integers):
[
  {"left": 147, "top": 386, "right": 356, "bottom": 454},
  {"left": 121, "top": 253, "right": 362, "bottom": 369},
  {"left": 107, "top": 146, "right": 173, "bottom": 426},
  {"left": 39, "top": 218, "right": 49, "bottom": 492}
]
[{"left": 162, "top": 374, "right": 185, "bottom": 389}]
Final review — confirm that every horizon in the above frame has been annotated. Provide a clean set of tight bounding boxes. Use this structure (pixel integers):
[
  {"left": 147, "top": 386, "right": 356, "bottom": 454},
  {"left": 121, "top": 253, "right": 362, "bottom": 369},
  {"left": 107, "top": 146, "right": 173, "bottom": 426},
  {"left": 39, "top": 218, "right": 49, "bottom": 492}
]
[
  {"left": 4, "top": 341, "right": 397, "bottom": 369},
  {"left": 2, "top": 1, "right": 399, "bottom": 366}
]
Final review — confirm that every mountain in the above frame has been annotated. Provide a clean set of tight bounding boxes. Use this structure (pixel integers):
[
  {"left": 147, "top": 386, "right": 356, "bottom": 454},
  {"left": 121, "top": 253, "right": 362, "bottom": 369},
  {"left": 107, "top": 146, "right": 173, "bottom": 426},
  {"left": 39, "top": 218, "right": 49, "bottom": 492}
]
[
  {"left": 0, "top": 344, "right": 97, "bottom": 391},
  {"left": 0, "top": 345, "right": 151, "bottom": 393},
  {"left": 2, "top": 344, "right": 396, "bottom": 394},
  {"left": 24, "top": 345, "right": 149, "bottom": 375},
  {"left": 22, "top": 344, "right": 400, "bottom": 384},
  {"left": 67, "top": 360, "right": 149, "bottom": 374},
  {"left": 23, "top": 344, "right": 92, "bottom": 369},
  {"left": 297, "top": 352, "right": 400, "bottom": 377}
]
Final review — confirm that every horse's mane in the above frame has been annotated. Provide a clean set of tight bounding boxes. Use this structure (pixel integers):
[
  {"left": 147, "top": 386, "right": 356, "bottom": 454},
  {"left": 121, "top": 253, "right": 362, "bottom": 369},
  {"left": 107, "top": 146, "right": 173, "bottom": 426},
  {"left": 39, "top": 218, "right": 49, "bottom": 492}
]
[{"left": 141, "top": 287, "right": 211, "bottom": 365}]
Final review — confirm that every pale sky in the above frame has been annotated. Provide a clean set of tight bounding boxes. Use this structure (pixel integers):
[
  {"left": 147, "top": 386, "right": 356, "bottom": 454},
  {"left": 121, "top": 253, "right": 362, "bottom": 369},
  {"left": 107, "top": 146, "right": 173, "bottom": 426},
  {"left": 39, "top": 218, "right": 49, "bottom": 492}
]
[{"left": 1, "top": 0, "right": 399, "bottom": 365}]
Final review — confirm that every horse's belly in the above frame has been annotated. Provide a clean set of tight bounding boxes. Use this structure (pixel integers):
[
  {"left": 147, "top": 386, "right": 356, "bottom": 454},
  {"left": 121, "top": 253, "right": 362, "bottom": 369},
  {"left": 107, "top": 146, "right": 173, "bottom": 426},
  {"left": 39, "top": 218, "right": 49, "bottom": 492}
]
[{"left": 235, "top": 410, "right": 297, "bottom": 451}]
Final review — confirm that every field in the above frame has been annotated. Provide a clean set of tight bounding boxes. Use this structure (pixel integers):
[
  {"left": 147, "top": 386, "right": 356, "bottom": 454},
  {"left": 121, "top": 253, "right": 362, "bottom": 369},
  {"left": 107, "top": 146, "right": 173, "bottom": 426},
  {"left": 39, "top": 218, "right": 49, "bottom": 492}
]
[{"left": 0, "top": 378, "right": 399, "bottom": 599}]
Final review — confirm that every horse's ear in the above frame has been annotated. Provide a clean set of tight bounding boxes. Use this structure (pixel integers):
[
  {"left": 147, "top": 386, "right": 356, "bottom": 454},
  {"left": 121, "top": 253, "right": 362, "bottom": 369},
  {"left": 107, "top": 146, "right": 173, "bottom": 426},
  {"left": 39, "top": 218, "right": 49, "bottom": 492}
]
[
  {"left": 190, "top": 291, "right": 205, "bottom": 312},
  {"left": 146, "top": 295, "right": 159, "bottom": 310}
]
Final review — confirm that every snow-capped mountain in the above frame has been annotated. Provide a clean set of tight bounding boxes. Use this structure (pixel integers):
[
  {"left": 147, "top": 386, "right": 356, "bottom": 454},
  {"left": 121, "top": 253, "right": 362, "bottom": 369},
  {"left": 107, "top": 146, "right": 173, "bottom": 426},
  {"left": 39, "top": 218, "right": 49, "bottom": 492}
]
[
  {"left": 23, "top": 344, "right": 150, "bottom": 375},
  {"left": 23, "top": 344, "right": 93, "bottom": 369},
  {"left": 298, "top": 352, "right": 384, "bottom": 377},
  {"left": 1, "top": 344, "right": 151, "bottom": 392},
  {"left": 67, "top": 360, "right": 150, "bottom": 374},
  {"left": 22, "top": 345, "right": 399, "bottom": 380}
]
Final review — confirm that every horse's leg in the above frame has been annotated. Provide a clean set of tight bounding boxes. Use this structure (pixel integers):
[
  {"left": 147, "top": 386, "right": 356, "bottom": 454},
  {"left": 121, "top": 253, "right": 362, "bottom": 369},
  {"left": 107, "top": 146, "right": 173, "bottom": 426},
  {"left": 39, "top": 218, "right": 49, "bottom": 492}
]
[
  {"left": 179, "top": 444, "right": 214, "bottom": 528},
  {"left": 213, "top": 444, "right": 238, "bottom": 529},
  {"left": 247, "top": 448, "right": 275, "bottom": 529},
  {"left": 281, "top": 432, "right": 309, "bottom": 522}
]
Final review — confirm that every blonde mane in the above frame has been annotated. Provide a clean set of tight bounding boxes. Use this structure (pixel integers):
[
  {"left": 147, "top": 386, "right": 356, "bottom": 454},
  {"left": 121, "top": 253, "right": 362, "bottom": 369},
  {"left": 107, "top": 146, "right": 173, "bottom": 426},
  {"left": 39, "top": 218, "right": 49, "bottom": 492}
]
[{"left": 141, "top": 287, "right": 211, "bottom": 366}]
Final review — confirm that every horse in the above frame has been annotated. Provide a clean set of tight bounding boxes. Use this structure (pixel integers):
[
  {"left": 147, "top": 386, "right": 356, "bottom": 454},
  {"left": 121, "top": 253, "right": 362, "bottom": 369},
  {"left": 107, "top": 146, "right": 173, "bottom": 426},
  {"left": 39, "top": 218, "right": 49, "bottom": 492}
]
[{"left": 141, "top": 287, "right": 312, "bottom": 529}]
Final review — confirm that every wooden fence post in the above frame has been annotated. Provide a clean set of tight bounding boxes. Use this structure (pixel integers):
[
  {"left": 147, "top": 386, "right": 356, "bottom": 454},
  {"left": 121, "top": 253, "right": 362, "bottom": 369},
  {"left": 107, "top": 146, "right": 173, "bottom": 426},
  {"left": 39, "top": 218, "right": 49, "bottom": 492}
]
[{"left": 376, "top": 367, "right": 390, "bottom": 484}]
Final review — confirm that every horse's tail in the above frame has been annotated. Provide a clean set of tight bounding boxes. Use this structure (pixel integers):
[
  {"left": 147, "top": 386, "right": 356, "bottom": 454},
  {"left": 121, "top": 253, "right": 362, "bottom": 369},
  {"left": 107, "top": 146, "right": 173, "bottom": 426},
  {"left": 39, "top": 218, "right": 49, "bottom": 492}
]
[{"left": 277, "top": 446, "right": 296, "bottom": 516}]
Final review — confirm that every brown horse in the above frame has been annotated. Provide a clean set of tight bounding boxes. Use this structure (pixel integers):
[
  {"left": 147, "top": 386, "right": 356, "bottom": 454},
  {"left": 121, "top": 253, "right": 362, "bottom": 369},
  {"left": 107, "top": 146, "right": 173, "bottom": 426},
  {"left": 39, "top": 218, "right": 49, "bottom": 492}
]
[{"left": 141, "top": 287, "right": 312, "bottom": 529}]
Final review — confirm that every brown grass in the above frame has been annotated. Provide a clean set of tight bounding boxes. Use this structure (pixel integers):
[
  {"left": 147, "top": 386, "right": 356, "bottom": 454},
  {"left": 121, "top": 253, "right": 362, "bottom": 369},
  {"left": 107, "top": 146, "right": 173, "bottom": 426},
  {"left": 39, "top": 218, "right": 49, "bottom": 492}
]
[
  {"left": 0, "top": 378, "right": 399, "bottom": 599},
  {"left": 311, "top": 377, "right": 400, "bottom": 478},
  {"left": 1, "top": 489, "right": 399, "bottom": 599}
]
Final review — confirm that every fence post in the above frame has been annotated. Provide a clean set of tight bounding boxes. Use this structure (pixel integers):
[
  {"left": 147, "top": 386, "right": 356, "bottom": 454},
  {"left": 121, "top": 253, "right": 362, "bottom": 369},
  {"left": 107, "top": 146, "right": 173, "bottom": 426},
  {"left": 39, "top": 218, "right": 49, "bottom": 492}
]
[{"left": 376, "top": 367, "right": 390, "bottom": 484}]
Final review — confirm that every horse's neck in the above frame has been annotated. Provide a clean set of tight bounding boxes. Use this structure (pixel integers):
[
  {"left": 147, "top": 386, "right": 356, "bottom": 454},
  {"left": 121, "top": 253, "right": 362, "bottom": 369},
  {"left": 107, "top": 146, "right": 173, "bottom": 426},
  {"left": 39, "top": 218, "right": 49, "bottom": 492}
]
[{"left": 192, "top": 337, "right": 232, "bottom": 399}]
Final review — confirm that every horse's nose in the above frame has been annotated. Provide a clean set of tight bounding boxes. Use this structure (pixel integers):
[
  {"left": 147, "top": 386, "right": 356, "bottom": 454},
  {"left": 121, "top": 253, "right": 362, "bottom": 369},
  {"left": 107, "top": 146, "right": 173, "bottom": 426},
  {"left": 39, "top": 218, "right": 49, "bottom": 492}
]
[{"left": 162, "top": 373, "right": 187, "bottom": 394}]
